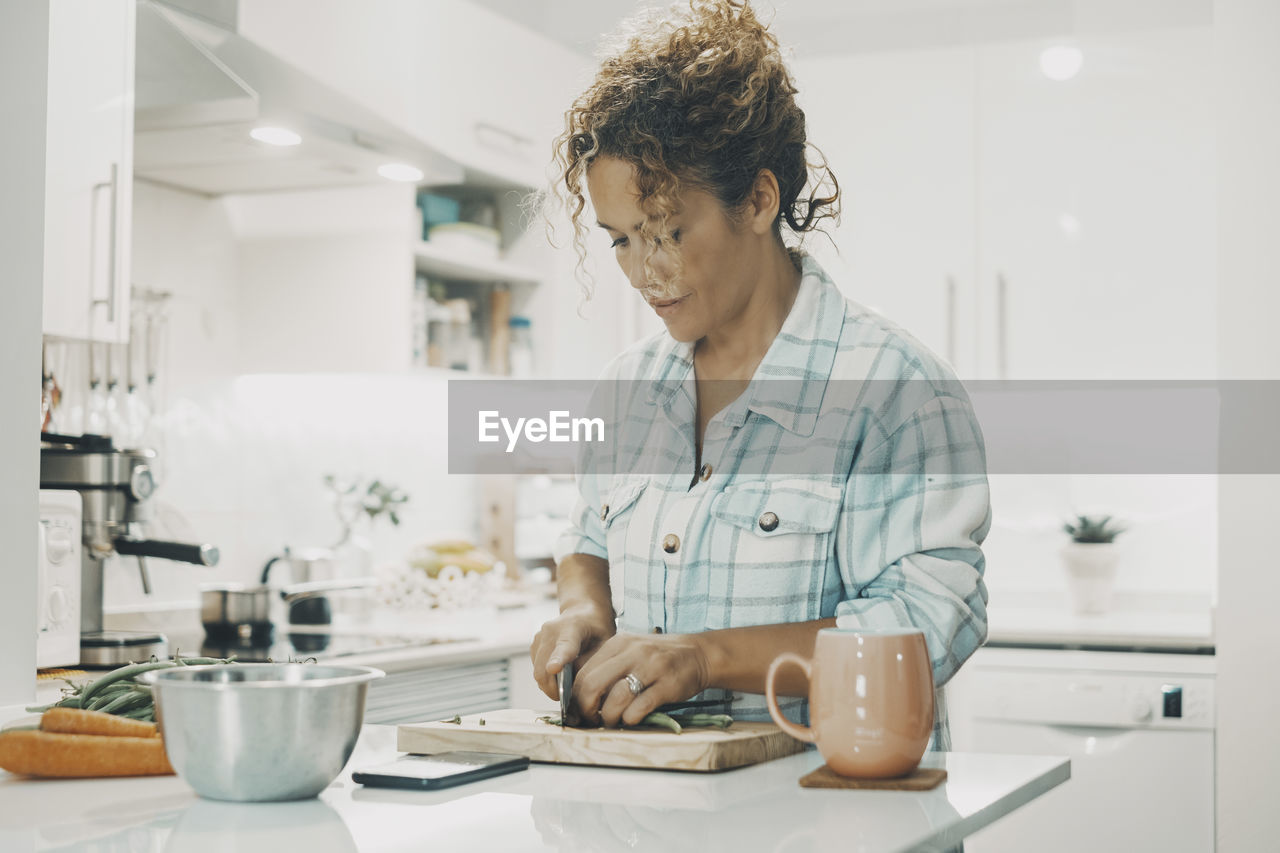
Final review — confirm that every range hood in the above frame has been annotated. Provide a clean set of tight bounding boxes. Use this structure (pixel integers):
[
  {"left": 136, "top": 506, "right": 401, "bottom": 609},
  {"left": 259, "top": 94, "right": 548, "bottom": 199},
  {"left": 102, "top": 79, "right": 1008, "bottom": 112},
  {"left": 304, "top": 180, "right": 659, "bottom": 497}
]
[{"left": 133, "top": 0, "right": 462, "bottom": 195}]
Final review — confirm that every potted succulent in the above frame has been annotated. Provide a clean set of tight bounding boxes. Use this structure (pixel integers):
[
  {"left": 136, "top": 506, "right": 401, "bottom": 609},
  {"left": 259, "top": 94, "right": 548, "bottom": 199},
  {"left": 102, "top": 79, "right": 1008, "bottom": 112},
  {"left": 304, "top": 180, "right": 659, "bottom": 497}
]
[{"left": 1061, "top": 514, "right": 1126, "bottom": 614}]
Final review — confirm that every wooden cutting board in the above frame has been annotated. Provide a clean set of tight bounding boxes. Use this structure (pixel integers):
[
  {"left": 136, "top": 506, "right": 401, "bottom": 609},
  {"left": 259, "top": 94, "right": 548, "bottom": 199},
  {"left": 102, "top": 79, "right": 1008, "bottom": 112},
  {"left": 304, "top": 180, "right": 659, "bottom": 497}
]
[{"left": 396, "top": 708, "right": 806, "bottom": 772}]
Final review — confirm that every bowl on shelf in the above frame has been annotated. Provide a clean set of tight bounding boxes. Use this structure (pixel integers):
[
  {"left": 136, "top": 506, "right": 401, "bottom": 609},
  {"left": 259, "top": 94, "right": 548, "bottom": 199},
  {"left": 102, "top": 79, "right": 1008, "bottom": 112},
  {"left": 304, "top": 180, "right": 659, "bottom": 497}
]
[
  {"left": 142, "top": 663, "right": 383, "bottom": 802},
  {"left": 426, "top": 222, "right": 501, "bottom": 259}
]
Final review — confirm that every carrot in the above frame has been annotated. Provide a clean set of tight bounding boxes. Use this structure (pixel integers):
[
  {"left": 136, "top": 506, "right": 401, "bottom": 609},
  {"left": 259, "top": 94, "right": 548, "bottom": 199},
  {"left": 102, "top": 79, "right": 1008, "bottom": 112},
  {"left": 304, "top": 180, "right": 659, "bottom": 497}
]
[
  {"left": 0, "top": 730, "right": 174, "bottom": 777},
  {"left": 40, "top": 707, "right": 158, "bottom": 739}
]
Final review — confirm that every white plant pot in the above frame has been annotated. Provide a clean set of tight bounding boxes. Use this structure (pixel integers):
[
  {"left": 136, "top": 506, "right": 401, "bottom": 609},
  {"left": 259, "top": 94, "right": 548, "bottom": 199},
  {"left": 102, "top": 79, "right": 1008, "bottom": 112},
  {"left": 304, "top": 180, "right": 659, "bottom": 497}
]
[{"left": 1061, "top": 543, "right": 1120, "bottom": 614}]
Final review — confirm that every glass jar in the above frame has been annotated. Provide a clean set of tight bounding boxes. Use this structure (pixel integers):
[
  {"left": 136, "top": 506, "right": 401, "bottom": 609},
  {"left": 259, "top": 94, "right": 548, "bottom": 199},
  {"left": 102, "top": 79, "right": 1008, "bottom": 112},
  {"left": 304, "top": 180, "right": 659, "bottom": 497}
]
[
  {"left": 447, "top": 298, "right": 472, "bottom": 371},
  {"left": 509, "top": 316, "right": 533, "bottom": 378}
]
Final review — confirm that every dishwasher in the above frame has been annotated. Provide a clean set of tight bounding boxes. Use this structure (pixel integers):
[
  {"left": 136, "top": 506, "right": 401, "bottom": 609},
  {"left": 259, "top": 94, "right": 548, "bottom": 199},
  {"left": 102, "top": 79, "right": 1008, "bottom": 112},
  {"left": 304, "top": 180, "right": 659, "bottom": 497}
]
[{"left": 947, "top": 645, "right": 1216, "bottom": 853}]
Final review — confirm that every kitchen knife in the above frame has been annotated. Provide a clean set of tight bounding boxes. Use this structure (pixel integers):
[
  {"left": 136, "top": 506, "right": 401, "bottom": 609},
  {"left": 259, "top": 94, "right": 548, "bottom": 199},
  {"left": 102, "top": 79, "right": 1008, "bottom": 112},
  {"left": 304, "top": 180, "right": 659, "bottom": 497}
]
[
  {"left": 656, "top": 699, "right": 732, "bottom": 713},
  {"left": 557, "top": 660, "right": 574, "bottom": 729}
]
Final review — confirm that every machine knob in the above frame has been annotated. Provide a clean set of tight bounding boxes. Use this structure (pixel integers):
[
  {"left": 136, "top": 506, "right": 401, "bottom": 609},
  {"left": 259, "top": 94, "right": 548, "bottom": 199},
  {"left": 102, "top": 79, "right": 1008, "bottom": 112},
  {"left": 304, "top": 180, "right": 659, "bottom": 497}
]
[
  {"left": 1129, "top": 697, "right": 1153, "bottom": 723},
  {"left": 129, "top": 464, "right": 156, "bottom": 501},
  {"left": 47, "top": 586, "right": 69, "bottom": 625}
]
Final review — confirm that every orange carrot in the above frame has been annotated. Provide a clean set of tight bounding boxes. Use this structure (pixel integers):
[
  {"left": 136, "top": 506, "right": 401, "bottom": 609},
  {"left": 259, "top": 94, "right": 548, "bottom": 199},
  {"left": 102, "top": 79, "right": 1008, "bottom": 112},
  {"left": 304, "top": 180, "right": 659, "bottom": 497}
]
[
  {"left": 40, "top": 707, "right": 159, "bottom": 739},
  {"left": 0, "top": 729, "right": 174, "bottom": 778}
]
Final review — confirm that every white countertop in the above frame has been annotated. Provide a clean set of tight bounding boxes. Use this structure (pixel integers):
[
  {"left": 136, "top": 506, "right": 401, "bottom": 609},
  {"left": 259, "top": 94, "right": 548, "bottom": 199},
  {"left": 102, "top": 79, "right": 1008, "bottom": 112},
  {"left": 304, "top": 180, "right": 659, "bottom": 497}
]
[
  {"left": 3, "top": 600, "right": 561, "bottom": 725},
  {"left": 984, "top": 590, "right": 1214, "bottom": 651},
  {"left": 0, "top": 725, "right": 1069, "bottom": 853}
]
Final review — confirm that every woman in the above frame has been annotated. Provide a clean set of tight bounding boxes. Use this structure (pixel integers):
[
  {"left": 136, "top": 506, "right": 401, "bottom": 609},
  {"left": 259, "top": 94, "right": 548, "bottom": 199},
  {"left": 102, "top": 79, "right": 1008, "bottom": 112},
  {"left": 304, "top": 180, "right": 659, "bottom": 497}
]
[{"left": 531, "top": 0, "right": 990, "bottom": 750}]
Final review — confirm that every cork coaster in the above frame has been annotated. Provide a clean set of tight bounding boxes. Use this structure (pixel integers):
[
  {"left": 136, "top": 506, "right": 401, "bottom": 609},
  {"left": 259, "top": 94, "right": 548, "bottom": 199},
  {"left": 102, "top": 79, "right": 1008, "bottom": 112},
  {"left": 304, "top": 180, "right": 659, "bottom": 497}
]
[{"left": 799, "top": 764, "right": 948, "bottom": 791}]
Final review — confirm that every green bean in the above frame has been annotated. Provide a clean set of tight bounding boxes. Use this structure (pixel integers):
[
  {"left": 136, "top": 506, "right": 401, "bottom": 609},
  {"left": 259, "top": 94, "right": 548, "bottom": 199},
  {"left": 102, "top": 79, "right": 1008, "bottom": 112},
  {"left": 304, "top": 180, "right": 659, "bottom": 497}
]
[
  {"left": 28, "top": 658, "right": 229, "bottom": 717},
  {"left": 96, "top": 688, "right": 151, "bottom": 716},
  {"left": 85, "top": 685, "right": 135, "bottom": 711},
  {"left": 670, "top": 713, "right": 734, "bottom": 730},
  {"left": 638, "top": 712, "right": 683, "bottom": 734},
  {"left": 78, "top": 661, "right": 180, "bottom": 709},
  {"left": 173, "top": 657, "right": 230, "bottom": 666},
  {"left": 27, "top": 684, "right": 90, "bottom": 713},
  {"left": 85, "top": 682, "right": 133, "bottom": 708},
  {"left": 78, "top": 657, "right": 230, "bottom": 709}
]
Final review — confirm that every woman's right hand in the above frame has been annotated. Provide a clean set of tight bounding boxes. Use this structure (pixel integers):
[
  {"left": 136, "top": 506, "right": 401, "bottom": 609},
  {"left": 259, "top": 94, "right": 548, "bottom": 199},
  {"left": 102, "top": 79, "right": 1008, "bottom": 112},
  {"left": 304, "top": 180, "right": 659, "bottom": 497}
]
[{"left": 530, "top": 602, "right": 617, "bottom": 702}]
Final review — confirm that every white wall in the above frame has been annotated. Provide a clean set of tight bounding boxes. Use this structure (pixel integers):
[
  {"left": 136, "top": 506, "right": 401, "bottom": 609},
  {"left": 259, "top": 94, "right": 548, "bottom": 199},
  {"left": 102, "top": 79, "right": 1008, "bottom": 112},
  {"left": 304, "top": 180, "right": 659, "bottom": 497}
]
[
  {"left": 103, "top": 181, "right": 479, "bottom": 611},
  {"left": 0, "top": 3, "right": 47, "bottom": 706},
  {"left": 1215, "top": 0, "right": 1280, "bottom": 847}
]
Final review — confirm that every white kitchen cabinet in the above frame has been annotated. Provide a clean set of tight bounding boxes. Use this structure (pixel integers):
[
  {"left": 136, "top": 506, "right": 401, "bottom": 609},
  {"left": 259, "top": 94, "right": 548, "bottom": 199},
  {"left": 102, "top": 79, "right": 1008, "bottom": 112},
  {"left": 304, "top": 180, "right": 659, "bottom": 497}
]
[
  {"left": 795, "top": 20, "right": 1215, "bottom": 381},
  {"left": 975, "top": 28, "right": 1215, "bottom": 380},
  {"left": 41, "top": 0, "right": 135, "bottom": 344},
  {"left": 238, "top": 0, "right": 571, "bottom": 189},
  {"left": 402, "top": 0, "right": 560, "bottom": 189},
  {"left": 364, "top": 658, "right": 511, "bottom": 726},
  {"left": 796, "top": 46, "right": 976, "bottom": 374}
]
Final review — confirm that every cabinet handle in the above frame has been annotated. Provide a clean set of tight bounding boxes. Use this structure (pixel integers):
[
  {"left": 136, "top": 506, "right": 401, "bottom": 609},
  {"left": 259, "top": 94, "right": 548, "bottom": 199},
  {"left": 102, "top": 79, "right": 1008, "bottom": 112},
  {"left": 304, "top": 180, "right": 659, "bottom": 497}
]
[
  {"left": 90, "top": 163, "right": 120, "bottom": 324},
  {"left": 945, "top": 274, "right": 958, "bottom": 367},
  {"left": 996, "top": 271, "right": 1009, "bottom": 380}
]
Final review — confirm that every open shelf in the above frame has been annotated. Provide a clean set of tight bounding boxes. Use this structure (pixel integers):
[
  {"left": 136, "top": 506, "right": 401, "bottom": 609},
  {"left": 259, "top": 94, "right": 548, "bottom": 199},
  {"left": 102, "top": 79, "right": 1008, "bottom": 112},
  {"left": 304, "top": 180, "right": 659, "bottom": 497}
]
[{"left": 413, "top": 241, "right": 541, "bottom": 285}]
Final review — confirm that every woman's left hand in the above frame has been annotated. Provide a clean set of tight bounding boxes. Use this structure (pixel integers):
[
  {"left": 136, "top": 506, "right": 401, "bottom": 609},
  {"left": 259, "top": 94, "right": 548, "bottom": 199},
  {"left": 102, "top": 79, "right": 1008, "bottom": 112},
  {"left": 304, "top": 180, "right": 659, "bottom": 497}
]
[{"left": 569, "top": 631, "right": 712, "bottom": 728}]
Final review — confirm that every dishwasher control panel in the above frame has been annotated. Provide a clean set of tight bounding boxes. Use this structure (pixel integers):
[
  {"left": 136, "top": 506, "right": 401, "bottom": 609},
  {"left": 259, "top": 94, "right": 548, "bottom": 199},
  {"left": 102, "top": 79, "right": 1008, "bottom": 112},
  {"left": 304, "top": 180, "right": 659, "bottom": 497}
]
[{"left": 964, "top": 667, "right": 1215, "bottom": 730}]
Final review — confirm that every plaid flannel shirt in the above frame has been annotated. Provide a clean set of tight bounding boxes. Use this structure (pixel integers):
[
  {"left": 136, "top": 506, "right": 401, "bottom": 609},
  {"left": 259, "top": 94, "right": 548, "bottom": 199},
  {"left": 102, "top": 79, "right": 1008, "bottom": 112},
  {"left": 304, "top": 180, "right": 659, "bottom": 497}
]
[{"left": 554, "top": 253, "right": 991, "bottom": 749}]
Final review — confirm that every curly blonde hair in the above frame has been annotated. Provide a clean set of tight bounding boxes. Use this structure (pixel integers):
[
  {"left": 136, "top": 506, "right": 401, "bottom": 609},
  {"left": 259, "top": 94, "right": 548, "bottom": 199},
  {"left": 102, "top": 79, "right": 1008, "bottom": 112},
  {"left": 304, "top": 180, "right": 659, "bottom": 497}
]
[{"left": 550, "top": 0, "right": 839, "bottom": 299}]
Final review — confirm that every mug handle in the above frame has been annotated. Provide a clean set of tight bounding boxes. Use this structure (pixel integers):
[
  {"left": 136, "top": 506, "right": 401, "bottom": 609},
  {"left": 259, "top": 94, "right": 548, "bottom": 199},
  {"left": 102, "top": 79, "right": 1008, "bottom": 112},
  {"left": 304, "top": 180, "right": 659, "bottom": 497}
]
[{"left": 765, "top": 653, "right": 816, "bottom": 743}]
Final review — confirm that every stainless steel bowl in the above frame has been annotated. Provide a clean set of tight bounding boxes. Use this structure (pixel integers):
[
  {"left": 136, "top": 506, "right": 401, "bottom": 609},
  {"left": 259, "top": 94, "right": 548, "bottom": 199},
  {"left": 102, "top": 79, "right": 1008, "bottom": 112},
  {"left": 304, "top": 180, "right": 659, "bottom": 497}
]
[{"left": 142, "top": 663, "right": 384, "bottom": 802}]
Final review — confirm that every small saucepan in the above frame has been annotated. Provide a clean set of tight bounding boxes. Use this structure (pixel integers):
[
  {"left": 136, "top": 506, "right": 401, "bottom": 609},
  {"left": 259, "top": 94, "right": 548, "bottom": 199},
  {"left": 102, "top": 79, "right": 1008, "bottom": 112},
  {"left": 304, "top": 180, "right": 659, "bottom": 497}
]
[{"left": 200, "top": 578, "right": 377, "bottom": 638}]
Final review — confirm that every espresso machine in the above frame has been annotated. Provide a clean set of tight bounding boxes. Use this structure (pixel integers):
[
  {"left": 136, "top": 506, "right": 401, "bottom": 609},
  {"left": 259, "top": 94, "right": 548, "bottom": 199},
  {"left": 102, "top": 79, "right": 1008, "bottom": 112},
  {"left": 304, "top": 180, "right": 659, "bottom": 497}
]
[{"left": 39, "top": 432, "right": 220, "bottom": 666}]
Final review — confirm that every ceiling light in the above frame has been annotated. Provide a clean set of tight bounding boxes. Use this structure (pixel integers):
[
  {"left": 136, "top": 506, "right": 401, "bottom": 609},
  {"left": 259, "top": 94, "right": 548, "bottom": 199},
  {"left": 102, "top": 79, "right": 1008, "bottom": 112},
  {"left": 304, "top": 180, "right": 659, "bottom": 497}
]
[
  {"left": 378, "top": 163, "right": 425, "bottom": 182},
  {"left": 249, "top": 126, "right": 302, "bottom": 146},
  {"left": 1040, "top": 45, "right": 1084, "bottom": 81}
]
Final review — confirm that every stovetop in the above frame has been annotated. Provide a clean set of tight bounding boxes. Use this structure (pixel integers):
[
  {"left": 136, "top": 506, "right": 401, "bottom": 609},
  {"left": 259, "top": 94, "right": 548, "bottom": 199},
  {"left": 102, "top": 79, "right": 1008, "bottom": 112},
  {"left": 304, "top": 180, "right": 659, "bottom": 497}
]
[{"left": 165, "top": 627, "right": 463, "bottom": 663}]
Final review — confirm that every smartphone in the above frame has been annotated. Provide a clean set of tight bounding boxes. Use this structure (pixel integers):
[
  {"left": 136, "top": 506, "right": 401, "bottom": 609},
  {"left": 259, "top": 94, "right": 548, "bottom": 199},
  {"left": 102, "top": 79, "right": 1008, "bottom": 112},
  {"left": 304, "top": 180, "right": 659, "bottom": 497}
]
[{"left": 351, "top": 751, "right": 530, "bottom": 791}]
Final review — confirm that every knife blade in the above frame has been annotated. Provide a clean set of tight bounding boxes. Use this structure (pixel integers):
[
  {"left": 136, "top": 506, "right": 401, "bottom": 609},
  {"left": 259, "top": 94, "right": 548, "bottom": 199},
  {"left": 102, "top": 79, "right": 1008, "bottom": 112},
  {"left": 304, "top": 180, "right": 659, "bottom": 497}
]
[
  {"left": 557, "top": 660, "right": 574, "bottom": 729},
  {"left": 656, "top": 699, "right": 730, "bottom": 713}
]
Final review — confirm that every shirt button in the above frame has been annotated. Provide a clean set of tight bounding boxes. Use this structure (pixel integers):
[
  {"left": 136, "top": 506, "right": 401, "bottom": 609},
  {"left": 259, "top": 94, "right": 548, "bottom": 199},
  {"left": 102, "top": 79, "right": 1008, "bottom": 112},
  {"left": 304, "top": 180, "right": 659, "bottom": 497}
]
[
  {"left": 662, "top": 533, "right": 680, "bottom": 554},
  {"left": 600, "top": 504, "right": 610, "bottom": 522},
  {"left": 758, "top": 512, "right": 779, "bottom": 532},
  {"left": 699, "top": 463, "right": 712, "bottom": 481}
]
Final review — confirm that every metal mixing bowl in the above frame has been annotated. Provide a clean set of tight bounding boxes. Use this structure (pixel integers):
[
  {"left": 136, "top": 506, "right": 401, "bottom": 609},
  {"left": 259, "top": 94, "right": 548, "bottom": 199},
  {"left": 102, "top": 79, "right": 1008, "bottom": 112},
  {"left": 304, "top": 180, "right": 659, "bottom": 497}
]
[{"left": 142, "top": 663, "right": 384, "bottom": 802}]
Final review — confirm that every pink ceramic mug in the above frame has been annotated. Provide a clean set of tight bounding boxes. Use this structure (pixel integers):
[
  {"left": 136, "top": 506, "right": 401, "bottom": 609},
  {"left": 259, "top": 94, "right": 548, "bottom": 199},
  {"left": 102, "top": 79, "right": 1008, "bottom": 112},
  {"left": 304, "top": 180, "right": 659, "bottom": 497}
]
[{"left": 765, "top": 627, "right": 935, "bottom": 778}]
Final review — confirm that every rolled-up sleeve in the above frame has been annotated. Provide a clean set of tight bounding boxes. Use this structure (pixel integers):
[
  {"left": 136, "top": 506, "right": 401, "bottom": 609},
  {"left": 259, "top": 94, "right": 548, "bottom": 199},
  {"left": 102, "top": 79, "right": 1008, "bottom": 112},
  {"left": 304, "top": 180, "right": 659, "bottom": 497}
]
[
  {"left": 833, "top": 393, "right": 992, "bottom": 688},
  {"left": 552, "top": 357, "right": 625, "bottom": 566},
  {"left": 553, "top": 471, "right": 609, "bottom": 564}
]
